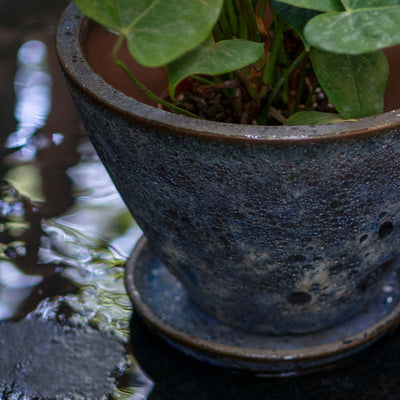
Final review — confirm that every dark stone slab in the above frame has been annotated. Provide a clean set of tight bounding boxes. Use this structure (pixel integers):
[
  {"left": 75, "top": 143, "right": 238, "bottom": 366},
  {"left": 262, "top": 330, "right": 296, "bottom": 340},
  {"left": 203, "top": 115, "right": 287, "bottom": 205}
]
[
  {"left": 0, "top": 319, "right": 126, "bottom": 400},
  {"left": 130, "top": 313, "right": 400, "bottom": 400}
]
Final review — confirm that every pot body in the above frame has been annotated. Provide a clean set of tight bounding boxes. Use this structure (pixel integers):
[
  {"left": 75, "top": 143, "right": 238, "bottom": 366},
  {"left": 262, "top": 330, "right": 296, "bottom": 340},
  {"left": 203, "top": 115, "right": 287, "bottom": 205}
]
[{"left": 57, "top": 5, "right": 400, "bottom": 334}]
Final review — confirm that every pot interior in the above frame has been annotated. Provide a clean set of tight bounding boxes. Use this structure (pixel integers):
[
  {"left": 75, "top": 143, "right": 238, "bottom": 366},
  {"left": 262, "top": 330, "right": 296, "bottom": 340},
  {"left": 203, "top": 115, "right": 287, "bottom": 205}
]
[
  {"left": 84, "top": 23, "right": 167, "bottom": 107},
  {"left": 84, "top": 22, "right": 400, "bottom": 114}
]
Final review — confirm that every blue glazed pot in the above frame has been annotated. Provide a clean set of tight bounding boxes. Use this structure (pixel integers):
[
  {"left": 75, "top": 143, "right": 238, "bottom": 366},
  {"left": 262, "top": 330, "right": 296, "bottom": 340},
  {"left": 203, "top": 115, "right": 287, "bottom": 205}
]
[{"left": 57, "top": 4, "right": 400, "bottom": 335}]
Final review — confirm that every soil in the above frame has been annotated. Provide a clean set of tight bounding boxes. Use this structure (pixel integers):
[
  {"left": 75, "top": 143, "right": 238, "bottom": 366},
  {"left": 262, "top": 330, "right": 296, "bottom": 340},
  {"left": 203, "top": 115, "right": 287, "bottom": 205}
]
[{"left": 166, "top": 69, "right": 334, "bottom": 125}]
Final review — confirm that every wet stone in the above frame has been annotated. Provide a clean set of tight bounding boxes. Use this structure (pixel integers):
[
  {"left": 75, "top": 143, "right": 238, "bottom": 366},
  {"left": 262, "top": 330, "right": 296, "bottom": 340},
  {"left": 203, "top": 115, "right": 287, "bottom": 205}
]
[{"left": 0, "top": 318, "right": 126, "bottom": 400}]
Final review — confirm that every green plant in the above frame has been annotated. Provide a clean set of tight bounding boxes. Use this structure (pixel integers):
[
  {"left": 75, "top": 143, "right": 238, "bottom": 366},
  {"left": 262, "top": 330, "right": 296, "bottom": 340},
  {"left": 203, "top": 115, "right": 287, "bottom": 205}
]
[{"left": 74, "top": 0, "right": 400, "bottom": 125}]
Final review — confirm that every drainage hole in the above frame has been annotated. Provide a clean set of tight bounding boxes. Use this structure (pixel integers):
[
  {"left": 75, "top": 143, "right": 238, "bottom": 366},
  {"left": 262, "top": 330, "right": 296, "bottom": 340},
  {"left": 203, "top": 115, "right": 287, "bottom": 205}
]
[
  {"left": 379, "top": 221, "right": 393, "bottom": 239},
  {"left": 286, "top": 292, "right": 312, "bottom": 305}
]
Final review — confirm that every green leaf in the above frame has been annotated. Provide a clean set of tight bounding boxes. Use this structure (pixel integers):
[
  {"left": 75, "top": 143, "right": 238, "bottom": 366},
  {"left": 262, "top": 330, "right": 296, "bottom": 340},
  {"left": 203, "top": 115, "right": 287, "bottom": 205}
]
[
  {"left": 272, "top": 0, "right": 344, "bottom": 12},
  {"left": 311, "top": 48, "right": 389, "bottom": 119},
  {"left": 341, "top": 0, "right": 399, "bottom": 10},
  {"left": 271, "top": 0, "right": 319, "bottom": 36},
  {"left": 304, "top": 6, "right": 400, "bottom": 54},
  {"left": 74, "top": 0, "right": 143, "bottom": 33},
  {"left": 285, "top": 111, "right": 353, "bottom": 125},
  {"left": 168, "top": 39, "right": 264, "bottom": 97},
  {"left": 74, "top": 0, "right": 224, "bottom": 67}
]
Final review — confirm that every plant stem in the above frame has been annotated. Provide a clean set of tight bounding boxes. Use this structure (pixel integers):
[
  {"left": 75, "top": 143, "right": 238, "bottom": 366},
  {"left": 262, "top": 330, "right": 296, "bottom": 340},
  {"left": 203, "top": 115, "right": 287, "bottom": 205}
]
[
  {"left": 304, "top": 81, "right": 318, "bottom": 110},
  {"left": 242, "top": 0, "right": 261, "bottom": 42},
  {"left": 257, "top": 49, "right": 308, "bottom": 124},
  {"left": 257, "top": 0, "right": 267, "bottom": 19},
  {"left": 213, "top": 22, "right": 224, "bottom": 41},
  {"left": 224, "top": 0, "right": 239, "bottom": 37},
  {"left": 262, "top": 21, "right": 284, "bottom": 84},
  {"left": 191, "top": 75, "right": 215, "bottom": 85},
  {"left": 111, "top": 35, "right": 200, "bottom": 119},
  {"left": 236, "top": 70, "right": 258, "bottom": 100},
  {"left": 236, "top": 0, "right": 248, "bottom": 39},
  {"left": 218, "top": 4, "right": 233, "bottom": 39},
  {"left": 291, "top": 56, "right": 308, "bottom": 113},
  {"left": 266, "top": 50, "right": 309, "bottom": 109}
]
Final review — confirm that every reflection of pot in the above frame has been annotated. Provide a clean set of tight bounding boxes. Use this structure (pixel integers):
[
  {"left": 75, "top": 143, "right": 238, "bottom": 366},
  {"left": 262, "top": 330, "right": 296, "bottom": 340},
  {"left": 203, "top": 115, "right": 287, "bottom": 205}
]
[{"left": 58, "top": 3, "right": 400, "bottom": 370}]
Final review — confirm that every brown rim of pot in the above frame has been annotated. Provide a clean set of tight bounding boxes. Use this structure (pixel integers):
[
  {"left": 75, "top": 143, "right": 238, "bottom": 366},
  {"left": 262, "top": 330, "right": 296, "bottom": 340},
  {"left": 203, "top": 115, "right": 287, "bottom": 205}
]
[
  {"left": 57, "top": 3, "right": 400, "bottom": 145},
  {"left": 125, "top": 236, "right": 400, "bottom": 365}
]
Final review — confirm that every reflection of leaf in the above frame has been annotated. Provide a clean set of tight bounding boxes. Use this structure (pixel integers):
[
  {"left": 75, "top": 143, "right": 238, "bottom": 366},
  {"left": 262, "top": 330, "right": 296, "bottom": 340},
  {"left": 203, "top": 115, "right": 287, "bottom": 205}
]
[
  {"left": 311, "top": 48, "right": 389, "bottom": 119},
  {"left": 272, "top": 0, "right": 344, "bottom": 12},
  {"left": 304, "top": 6, "right": 400, "bottom": 54},
  {"left": 168, "top": 39, "right": 264, "bottom": 97},
  {"left": 285, "top": 111, "right": 353, "bottom": 125},
  {"left": 75, "top": 0, "right": 223, "bottom": 67}
]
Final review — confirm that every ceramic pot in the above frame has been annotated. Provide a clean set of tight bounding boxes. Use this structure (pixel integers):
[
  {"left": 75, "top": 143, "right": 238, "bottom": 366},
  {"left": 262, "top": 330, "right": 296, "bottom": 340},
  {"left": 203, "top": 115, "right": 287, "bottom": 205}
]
[{"left": 57, "top": 4, "right": 400, "bottom": 336}]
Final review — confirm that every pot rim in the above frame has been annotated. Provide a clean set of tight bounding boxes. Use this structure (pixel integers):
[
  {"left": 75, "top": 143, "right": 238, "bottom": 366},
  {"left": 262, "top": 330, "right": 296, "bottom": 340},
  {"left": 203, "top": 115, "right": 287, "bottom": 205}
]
[{"left": 57, "top": 3, "right": 400, "bottom": 144}]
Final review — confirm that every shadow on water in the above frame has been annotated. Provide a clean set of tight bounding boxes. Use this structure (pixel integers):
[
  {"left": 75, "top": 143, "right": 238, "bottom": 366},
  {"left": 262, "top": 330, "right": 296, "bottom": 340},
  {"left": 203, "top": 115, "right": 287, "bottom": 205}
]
[{"left": 2, "top": 1, "right": 400, "bottom": 399}]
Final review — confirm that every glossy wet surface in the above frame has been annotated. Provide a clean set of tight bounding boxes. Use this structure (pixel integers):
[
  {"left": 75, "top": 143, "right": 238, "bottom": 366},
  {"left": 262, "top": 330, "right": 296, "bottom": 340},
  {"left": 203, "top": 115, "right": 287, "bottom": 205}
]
[{"left": 2, "top": 1, "right": 400, "bottom": 399}]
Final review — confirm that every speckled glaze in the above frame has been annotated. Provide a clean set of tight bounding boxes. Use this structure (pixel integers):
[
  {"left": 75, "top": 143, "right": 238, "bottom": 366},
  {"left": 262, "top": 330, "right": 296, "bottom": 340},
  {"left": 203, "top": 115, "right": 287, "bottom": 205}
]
[
  {"left": 125, "top": 236, "right": 400, "bottom": 374},
  {"left": 57, "top": 4, "right": 400, "bottom": 335}
]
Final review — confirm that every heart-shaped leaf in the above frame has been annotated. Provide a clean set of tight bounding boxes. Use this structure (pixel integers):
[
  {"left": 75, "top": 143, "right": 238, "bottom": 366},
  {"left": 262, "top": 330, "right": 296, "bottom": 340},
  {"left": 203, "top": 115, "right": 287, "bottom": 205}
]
[
  {"left": 271, "top": 0, "right": 344, "bottom": 12},
  {"left": 285, "top": 111, "right": 353, "bottom": 125},
  {"left": 75, "top": 0, "right": 223, "bottom": 67},
  {"left": 168, "top": 39, "right": 264, "bottom": 97},
  {"left": 341, "top": 0, "right": 399, "bottom": 10},
  {"left": 311, "top": 48, "right": 389, "bottom": 119},
  {"left": 74, "top": 0, "right": 143, "bottom": 34},
  {"left": 304, "top": 6, "right": 400, "bottom": 54},
  {"left": 271, "top": 0, "right": 319, "bottom": 36}
]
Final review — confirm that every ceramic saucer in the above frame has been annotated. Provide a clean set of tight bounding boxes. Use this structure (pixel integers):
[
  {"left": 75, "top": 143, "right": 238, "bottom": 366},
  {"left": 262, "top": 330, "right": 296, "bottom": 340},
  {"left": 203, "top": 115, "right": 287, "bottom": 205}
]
[{"left": 125, "top": 236, "right": 400, "bottom": 375}]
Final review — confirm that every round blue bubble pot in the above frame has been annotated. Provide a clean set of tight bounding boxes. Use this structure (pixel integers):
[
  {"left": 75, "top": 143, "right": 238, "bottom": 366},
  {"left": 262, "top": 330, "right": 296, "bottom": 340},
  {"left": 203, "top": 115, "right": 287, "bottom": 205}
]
[{"left": 57, "top": 3, "right": 400, "bottom": 374}]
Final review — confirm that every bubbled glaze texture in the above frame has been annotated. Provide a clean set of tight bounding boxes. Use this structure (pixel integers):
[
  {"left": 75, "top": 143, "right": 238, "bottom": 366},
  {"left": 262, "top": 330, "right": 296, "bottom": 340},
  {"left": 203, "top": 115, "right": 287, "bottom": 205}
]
[{"left": 67, "top": 81, "right": 400, "bottom": 334}]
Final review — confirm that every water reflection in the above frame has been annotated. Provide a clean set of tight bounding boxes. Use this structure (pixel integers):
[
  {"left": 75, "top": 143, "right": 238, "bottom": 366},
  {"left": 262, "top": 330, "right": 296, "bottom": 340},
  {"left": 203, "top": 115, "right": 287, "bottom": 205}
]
[
  {"left": 6, "top": 40, "right": 52, "bottom": 156},
  {"left": 6, "top": 164, "right": 44, "bottom": 201},
  {"left": 0, "top": 182, "right": 77, "bottom": 320},
  {"left": 1, "top": 149, "right": 150, "bottom": 397},
  {"left": 0, "top": 25, "right": 151, "bottom": 397},
  {"left": 0, "top": 259, "right": 42, "bottom": 320},
  {"left": 114, "top": 360, "right": 154, "bottom": 400}
]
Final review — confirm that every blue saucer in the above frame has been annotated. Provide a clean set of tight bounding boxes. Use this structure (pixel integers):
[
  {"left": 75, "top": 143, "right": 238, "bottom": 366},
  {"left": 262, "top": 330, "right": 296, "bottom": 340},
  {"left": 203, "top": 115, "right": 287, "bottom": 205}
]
[{"left": 125, "top": 236, "right": 400, "bottom": 375}]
